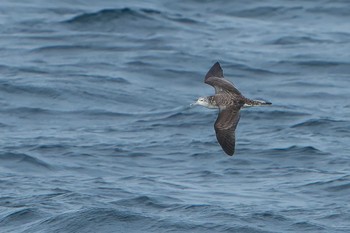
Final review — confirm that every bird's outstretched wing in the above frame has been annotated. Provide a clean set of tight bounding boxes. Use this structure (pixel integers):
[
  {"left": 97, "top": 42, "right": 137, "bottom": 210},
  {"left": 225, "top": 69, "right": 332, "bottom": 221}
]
[
  {"left": 214, "top": 105, "right": 241, "bottom": 156},
  {"left": 204, "top": 62, "right": 242, "bottom": 95}
]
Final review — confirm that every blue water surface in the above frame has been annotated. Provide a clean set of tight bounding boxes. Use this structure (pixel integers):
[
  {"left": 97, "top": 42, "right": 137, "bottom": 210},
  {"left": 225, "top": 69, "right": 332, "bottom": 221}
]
[{"left": 0, "top": 0, "right": 350, "bottom": 232}]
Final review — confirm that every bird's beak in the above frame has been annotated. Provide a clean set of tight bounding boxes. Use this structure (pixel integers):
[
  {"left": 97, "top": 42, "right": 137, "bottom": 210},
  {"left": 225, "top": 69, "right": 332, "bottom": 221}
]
[{"left": 190, "top": 100, "right": 198, "bottom": 107}]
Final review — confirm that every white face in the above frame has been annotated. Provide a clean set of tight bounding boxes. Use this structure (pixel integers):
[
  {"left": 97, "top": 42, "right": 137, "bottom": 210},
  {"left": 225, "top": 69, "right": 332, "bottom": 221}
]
[{"left": 195, "top": 97, "right": 209, "bottom": 107}]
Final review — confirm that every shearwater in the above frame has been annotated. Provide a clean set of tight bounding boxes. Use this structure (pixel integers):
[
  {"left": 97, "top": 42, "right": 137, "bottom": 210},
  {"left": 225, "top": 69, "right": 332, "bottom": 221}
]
[{"left": 192, "top": 62, "right": 271, "bottom": 156}]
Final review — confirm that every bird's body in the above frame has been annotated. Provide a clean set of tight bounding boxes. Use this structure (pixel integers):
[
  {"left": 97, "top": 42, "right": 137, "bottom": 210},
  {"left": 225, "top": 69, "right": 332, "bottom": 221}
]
[{"left": 193, "top": 62, "right": 271, "bottom": 156}]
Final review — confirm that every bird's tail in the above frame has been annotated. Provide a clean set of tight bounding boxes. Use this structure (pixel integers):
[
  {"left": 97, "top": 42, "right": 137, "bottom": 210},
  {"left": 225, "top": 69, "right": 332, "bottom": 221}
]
[{"left": 243, "top": 99, "right": 272, "bottom": 107}]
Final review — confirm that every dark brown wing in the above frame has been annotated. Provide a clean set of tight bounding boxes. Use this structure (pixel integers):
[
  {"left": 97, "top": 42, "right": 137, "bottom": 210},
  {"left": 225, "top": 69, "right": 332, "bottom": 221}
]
[
  {"left": 214, "top": 105, "right": 241, "bottom": 156},
  {"left": 204, "top": 62, "right": 242, "bottom": 95},
  {"left": 205, "top": 62, "right": 224, "bottom": 80}
]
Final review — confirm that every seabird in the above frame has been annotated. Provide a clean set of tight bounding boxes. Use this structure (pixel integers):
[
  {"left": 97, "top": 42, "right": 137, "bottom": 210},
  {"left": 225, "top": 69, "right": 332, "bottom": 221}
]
[{"left": 192, "top": 62, "right": 271, "bottom": 156}]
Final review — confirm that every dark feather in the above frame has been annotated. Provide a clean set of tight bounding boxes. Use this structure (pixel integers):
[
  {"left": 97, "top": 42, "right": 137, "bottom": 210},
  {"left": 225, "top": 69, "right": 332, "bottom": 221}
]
[
  {"left": 205, "top": 62, "right": 224, "bottom": 80},
  {"left": 204, "top": 62, "right": 242, "bottom": 95},
  {"left": 214, "top": 106, "right": 241, "bottom": 156}
]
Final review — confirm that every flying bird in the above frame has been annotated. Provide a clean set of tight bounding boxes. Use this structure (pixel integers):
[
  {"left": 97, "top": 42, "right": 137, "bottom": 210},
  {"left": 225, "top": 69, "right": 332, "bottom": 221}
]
[{"left": 192, "top": 62, "right": 271, "bottom": 156}]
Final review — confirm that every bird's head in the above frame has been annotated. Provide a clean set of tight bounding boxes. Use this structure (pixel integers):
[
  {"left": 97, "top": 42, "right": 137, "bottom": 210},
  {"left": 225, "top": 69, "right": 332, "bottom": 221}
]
[{"left": 191, "top": 96, "right": 210, "bottom": 107}]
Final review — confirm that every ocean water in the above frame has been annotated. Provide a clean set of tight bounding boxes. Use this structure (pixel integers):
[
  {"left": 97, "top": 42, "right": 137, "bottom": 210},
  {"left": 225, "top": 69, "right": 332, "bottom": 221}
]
[{"left": 0, "top": 0, "right": 349, "bottom": 232}]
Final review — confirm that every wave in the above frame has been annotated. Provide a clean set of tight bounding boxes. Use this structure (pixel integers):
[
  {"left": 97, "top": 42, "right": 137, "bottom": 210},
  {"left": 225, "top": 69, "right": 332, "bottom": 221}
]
[
  {"left": 69, "top": 74, "right": 130, "bottom": 85},
  {"left": 301, "top": 175, "right": 350, "bottom": 193},
  {"left": 61, "top": 8, "right": 164, "bottom": 33},
  {"left": 295, "top": 60, "right": 350, "bottom": 68},
  {"left": 277, "top": 59, "right": 350, "bottom": 69},
  {"left": 291, "top": 118, "right": 346, "bottom": 129},
  {"left": 30, "top": 44, "right": 139, "bottom": 54},
  {"left": 1, "top": 107, "right": 54, "bottom": 115},
  {"left": 291, "top": 118, "right": 349, "bottom": 137},
  {"left": 0, "top": 64, "right": 50, "bottom": 76},
  {"left": 0, "top": 208, "right": 45, "bottom": 226},
  {"left": 265, "top": 145, "right": 329, "bottom": 157},
  {"left": 26, "top": 207, "right": 154, "bottom": 233},
  {"left": 63, "top": 7, "right": 201, "bottom": 33},
  {"left": 65, "top": 8, "right": 161, "bottom": 24},
  {"left": 0, "top": 152, "right": 53, "bottom": 172},
  {"left": 0, "top": 122, "right": 10, "bottom": 128},
  {"left": 224, "top": 4, "right": 349, "bottom": 24},
  {"left": 229, "top": 6, "right": 302, "bottom": 19},
  {"left": 1, "top": 104, "right": 198, "bottom": 128},
  {"left": 65, "top": 7, "right": 201, "bottom": 26},
  {"left": 307, "top": 6, "right": 350, "bottom": 17},
  {"left": 291, "top": 221, "right": 326, "bottom": 232},
  {"left": 27, "top": 206, "right": 253, "bottom": 233},
  {"left": 0, "top": 106, "right": 112, "bottom": 123},
  {"left": 112, "top": 195, "right": 177, "bottom": 210},
  {"left": 30, "top": 44, "right": 93, "bottom": 53},
  {"left": 244, "top": 109, "right": 310, "bottom": 120},
  {"left": 271, "top": 36, "right": 333, "bottom": 45},
  {"left": 228, "top": 62, "right": 285, "bottom": 76},
  {"left": 0, "top": 82, "right": 61, "bottom": 99}
]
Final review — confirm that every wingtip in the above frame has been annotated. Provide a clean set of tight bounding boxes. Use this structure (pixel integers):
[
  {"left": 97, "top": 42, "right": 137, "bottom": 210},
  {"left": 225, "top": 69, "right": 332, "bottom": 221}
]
[
  {"left": 222, "top": 146, "right": 235, "bottom": 156},
  {"left": 212, "top": 61, "right": 222, "bottom": 70},
  {"left": 225, "top": 150, "right": 234, "bottom": 156},
  {"left": 205, "top": 62, "right": 224, "bottom": 80}
]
